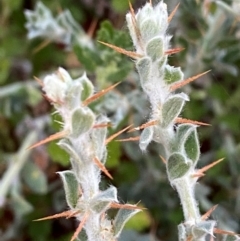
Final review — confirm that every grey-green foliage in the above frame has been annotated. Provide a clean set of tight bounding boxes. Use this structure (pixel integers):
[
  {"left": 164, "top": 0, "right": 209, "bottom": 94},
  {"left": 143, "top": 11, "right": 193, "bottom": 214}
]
[
  {"left": 24, "top": 2, "right": 93, "bottom": 50},
  {"left": 41, "top": 67, "right": 139, "bottom": 241},
  {"left": 125, "top": 1, "right": 230, "bottom": 240}
]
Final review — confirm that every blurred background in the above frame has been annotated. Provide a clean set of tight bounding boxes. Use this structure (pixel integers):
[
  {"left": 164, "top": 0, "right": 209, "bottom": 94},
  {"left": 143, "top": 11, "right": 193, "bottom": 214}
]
[{"left": 0, "top": 0, "right": 240, "bottom": 240}]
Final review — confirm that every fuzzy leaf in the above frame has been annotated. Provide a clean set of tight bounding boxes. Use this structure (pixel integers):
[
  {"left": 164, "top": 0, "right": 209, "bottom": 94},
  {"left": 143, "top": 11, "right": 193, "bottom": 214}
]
[
  {"left": 157, "top": 56, "right": 167, "bottom": 72},
  {"left": 139, "top": 126, "right": 153, "bottom": 151},
  {"left": 184, "top": 127, "right": 200, "bottom": 164},
  {"left": 65, "top": 82, "right": 82, "bottom": 108},
  {"left": 172, "top": 124, "right": 200, "bottom": 164},
  {"left": 164, "top": 65, "right": 183, "bottom": 84},
  {"left": 71, "top": 107, "right": 95, "bottom": 138},
  {"left": 77, "top": 229, "right": 88, "bottom": 241},
  {"left": 113, "top": 208, "right": 140, "bottom": 238},
  {"left": 90, "top": 115, "right": 108, "bottom": 161},
  {"left": 173, "top": 124, "right": 194, "bottom": 152},
  {"left": 140, "top": 19, "right": 159, "bottom": 43},
  {"left": 91, "top": 186, "right": 118, "bottom": 213},
  {"left": 146, "top": 37, "right": 164, "bottom": 61},
  {"left": 10, "top": 192, "right": 33, "bottom": 217},
  {"left": 167, "top": 153, "right": 191, "bottom": 181},
  {"left": 161, "top": 94, "right": 188, "bottom": 128},
  {"left": 79, "top": 74, "right": 94, "bottom": 101},
  {"left": 192, "top": 220, "right": 216, "bottom": 239},
  {"left": 136, "top": 57, "right": 151, "bottom": 91},
  {"left": 58, "top": 171, "right": 79, "bottom": 209},
  {"left": 21, "top": 161, "right": 47, "bottom": 194},
  {"left": 58, "top": 139, "right": 82, "bottom": 162}
]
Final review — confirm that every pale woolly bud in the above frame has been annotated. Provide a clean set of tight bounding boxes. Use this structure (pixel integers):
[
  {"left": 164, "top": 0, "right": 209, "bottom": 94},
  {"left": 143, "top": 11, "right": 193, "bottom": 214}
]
[
  {"left": 43, "top": 67, "right": 72, "bottom": 102},
  {"left": 126, "top": 1, "right": 169, "bottom": 53}
]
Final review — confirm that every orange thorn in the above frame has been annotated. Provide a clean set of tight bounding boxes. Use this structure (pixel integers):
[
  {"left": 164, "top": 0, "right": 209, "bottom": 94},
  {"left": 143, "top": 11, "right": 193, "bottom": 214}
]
[
  {"left": 149, "top": 0, "right": 152, "bottom": 6},
  {"left": 87, "top": 18, "right": 98, "bottom": 38},
  {"left": 27, "top": 130, "right": 69, "bottom": 150},
  {"left": 191, "top": 173, "right": 205, "bottom": 178},
  {"left": 214, "top": 228, "right": 239, "bottom": 236},
  {"left": 128, "top": 1, "right": 144, "bottom": 50},
  {"left": 168, "top": 3, "right": 180, "bottom": 23},
  {"left": 42, "top": 93, "right": 64, "bottom": 105},
  {"left": 93, "top": 157, "right": 113, "bottom": 180},
  {"left": 70, "top": 212, "right": 89, "bottom": 241},
  {"left": 186, "top": 236, "right": 193, "bottom": 241},
  {"left": 175, "top": 117, "right": 211, "bottom": 126},
  {"left": 82, "top": 82, "right": 121, "bottom": 106},
  {"left": 98, "top": 41, "right": 143, "bottom": 59},
  {"left": 110, "top": 202, "right": 143, "bottom": 210},
  {"left": 201, "top": 205, "right": 218, "bottom": 220},
  {"left": 197, "top": 158, "right": 224, "bottom": 175},
  {"left": 159, "top": 155, "right": 167, "bottom": 164},
  {"left": 34, "top": 76, "right": 44, "bottom": 86},
  {"left": 128, "top": 120, "right": 158, "bottom": 133},
  {"left": 165, "top": 47, "right": 184, "bottom": 55},
  {"left": 128, "top": 0, "right": 134, "bottom": 14},
  {"left": 105, "top": 125, "right": 132, "bottom": 145},
  {"left": 33, "top": 210, "right": 73, "bottom": 221},
  {"left": 67, "top": 210, "right": 81, "bottom": 219},
  {"left": 170, "top": 70, "right": 211, "bottom": 92},
  {"left": 42, "top": 94, "right": 55, "bottom": 103},
  {"left": 32, "top": 39, "right": 51, "bottom": 54},
  {"left": 116, "top": 136, "right": 140, "bottom": 142},
  {"left": 93, "top": 123, "right": 112, "bottom": 129}
]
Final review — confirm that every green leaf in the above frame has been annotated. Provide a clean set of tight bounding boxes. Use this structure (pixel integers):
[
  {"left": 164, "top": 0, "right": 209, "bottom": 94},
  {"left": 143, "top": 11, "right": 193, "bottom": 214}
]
[
  {"left": 146, "top": 37, "right": 164, "bottom": 61},
  {"left": 0, "top": 58, "right": 10, "bottom": 84},
  {"left": 73, "top": 45, "right": 99, "bottom": 72},
  {"left": 10, "top": 192, "right": 33, "bottom": 217},
  {"left": 77, "top": 229, "right": 88, "bottom": 241},
  {"left": 111, "top": 0, "right": 132, "bottom": 13},
  {"left": 47, "top": 141, "right": 69, "bottom": 166},
  {"left": 106, "top": 140, "right": 120, "bottom": 168},
  {"left": 124, "top": 208, "right": 151, "bottom": 232},
  {"left": 167, "top": 153, "right": 191, "bottom": 181},
  {"left": 71, "top": 107, "right": 95, "bottom": 138},
  {"left": 97, "top": 21, "right": 132, "bottom": 49},
  {"left": 58, "top": 170, "right": 79, "bottom": 209},
  {"left": 113, "top": 208, "right": 140, "bottom": 238},
  {"left": 161, "top": 94, "right": 188, "bottom": 128},
  {"left": 21, "top": 161, "right": 47, "bottom": 194},
  {"left": 164, "top": 65, "right": 183, "bottom": 84},
  {"left": 139, "top": 126, "right": 153, "bottom": 151}
]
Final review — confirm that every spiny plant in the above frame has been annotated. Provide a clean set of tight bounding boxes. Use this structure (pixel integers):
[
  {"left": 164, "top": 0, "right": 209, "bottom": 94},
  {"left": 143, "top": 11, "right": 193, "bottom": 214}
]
[
  {"left": 29, "top": 68, "right": 140, "bottom": 241},
  {"left": 100, "top": 0, "right": 240, "bottom": 240}
]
